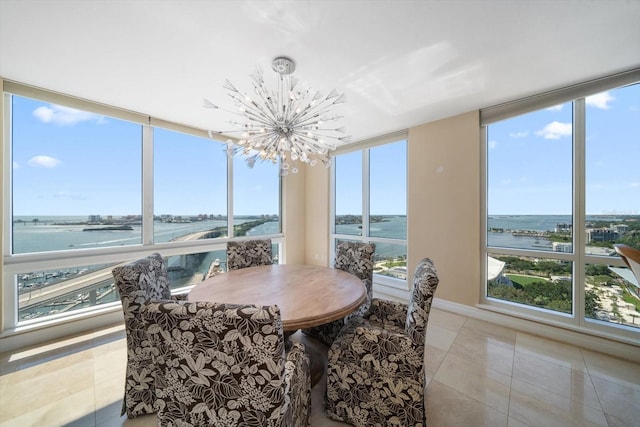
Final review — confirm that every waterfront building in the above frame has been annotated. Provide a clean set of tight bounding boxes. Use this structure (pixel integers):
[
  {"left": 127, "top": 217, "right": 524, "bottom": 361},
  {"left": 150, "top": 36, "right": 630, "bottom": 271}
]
[
  {"left": 553, "top": 242, "right": 573, "bottom": 253},
  {"left": 586, "top": 228, "right": 619, "bottom": 243}
]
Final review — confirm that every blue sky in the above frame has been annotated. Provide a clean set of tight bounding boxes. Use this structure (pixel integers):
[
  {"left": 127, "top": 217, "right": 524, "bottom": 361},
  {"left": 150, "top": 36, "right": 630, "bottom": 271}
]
[
  {"left": 11, "top": 96, "right": 279, "bottom": 216},
  {"left": 335, "top": 141, "right": 407, "bottom": 215},
  {"left": 488, "top": 83, "right": 640, "bottom": 215},
  {"left": 11, "top": 83, "right": 639, "bottom": 217}
]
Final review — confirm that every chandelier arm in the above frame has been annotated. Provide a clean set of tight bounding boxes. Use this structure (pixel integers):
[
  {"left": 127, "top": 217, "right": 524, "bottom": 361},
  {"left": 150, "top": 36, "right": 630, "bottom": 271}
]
[
  {"left": 253, "top": 79, "right": 281, "bottom": 121},
  {"left": 207, "top": 56, "right": 346, "bottom": 173},
  {"left": 288, "top": 97, "right": 344, "bottom": 125},
  {"left": 227, "top": 94, "right": 276, "bottom": 125},
  {"left": 226, "top": 88, "right": 279, "bottom": 126}
]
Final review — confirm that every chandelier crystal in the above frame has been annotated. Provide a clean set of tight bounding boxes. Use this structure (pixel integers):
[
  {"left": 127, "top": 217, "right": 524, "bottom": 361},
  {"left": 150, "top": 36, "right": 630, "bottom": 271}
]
[{"left": 205, "top": 56, "right": 350, "bottom": 175}]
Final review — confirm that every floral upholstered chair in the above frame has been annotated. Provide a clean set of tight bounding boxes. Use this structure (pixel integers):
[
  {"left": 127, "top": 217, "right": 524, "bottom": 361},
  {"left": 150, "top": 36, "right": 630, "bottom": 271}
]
[
  {"left": 325, "top": 257, "right": 439, "bottom": 427},
  {"left": 226, "top": 239, "right": 273, "bottom": 271},
  {"left": 302, "top": 241, "right": 375, "bottom": 346},
  {"left": 112, "top": 252, "right": 186, "bottom": 418},
  {"left": 141, "top": 301, "right": 311, "bottom": 427}
]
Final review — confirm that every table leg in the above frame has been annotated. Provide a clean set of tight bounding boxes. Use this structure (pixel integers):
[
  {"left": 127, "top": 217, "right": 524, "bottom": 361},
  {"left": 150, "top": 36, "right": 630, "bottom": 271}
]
[
  {"left": 284, "top": 330, "right": 295, "bottom": 351},
  {"left": 286, "top": 330, "right": 328, "bottom": 387}
]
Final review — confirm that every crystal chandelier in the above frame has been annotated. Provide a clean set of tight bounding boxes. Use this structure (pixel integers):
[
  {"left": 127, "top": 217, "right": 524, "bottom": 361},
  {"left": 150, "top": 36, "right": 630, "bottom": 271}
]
[{"left": 205, "top": 56, "right": 350, "bottom": 175}]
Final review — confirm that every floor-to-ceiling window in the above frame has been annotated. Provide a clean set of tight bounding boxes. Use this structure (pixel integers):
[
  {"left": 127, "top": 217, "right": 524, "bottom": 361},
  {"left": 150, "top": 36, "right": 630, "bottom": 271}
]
[
  {"left": 2, "top": 82, "right": 281, "bottom": 331},
  {"left": 482, "top": 70, "right": 640, "bottom": 340},
  {"left": 331, "top": 135, "right": 408, "bottom": 285}
]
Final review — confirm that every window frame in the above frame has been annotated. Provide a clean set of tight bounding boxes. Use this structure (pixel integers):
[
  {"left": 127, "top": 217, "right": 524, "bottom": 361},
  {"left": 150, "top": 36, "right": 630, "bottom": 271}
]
[
  {"left": 480, "top": 69, "right": 640, "bottom": 342},
  {"left": 330, "top": 133, "right": 409, "bottom": 291},
  {"left": 1, "top": 81, "right": 284, "bottom": 335}
]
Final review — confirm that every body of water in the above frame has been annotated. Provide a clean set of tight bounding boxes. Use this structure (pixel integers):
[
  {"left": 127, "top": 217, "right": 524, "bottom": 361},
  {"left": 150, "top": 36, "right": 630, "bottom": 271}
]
[
  {"left": 12, "top": 214, "right": 631, "bottom": 256},
  {"left": 487, "top": 214, "right": 633, "bottom": 252},
  {"left": 12, "top": 216, "right": 280, "bottom": 254}
]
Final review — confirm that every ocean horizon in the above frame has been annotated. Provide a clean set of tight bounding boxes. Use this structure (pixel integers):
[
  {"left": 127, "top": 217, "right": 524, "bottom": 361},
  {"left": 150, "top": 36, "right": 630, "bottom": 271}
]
[{"left": 11, "top": 214, "right": 637, "bottom": 255}]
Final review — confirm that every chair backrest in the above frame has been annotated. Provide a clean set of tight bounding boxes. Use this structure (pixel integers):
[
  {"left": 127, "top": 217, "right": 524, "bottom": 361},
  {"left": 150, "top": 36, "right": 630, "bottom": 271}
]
[
  {"left": 614, "top": 244, "right": 640, "bottom": 285},
  {"left": 226, "top": 239, "right": 273, "bottom": 271},
  {"left": 112, "top": 252, "right": 171, "bottom": 313},
  {"left": 335, "top": 241, "right": 376, "bottom": 312},
  {"left": 141, "top": 301, "right": 287, "bottom": 426},
  {"left": 111, "top": 252, "right": 171, "bottom": 417},
  {"left": 405, "top": 258, "right": 439, "bottom": 355}
]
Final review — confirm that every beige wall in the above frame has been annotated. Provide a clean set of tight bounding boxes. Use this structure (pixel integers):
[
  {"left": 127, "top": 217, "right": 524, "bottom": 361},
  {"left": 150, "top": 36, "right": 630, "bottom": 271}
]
[
  {"left": 407, "top": 111, "right": 481, "bottom": 306},
  {"left": 0, "top": 78, "right": 4, "bottom": 332},
  {"left": 304, "top": 163, "right": 330, "bottom": 266},
  {"left": 282, "top": 163, "right": 306, "bottom": 265},
  {"left": 293, "top": 110, "right": 482, "bottom": 307},
  {"left": 282, "top": 161, "right": 331, "bottom": 266}
]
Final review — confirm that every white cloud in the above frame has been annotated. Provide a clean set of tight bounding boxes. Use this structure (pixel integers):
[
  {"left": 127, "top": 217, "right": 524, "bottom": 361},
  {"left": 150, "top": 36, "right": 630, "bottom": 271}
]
[
  {"left": 631, "top": 182, "right": 640, "bottom": 188},
  {"left": 509, "top": 130, "right": 529, "bottom": 138},
  {"left": 546, "top": 104, "right": 563, "bottom": 111},
  {"left": 33, "top": 104, "right": 106, "bottom": 126},
  {"left": 586, "top": 91, "right": 614, "bottom": 109},
  {"left": 488, "top": 140, "right": 497, "bottom": 149},
  {"left": 13, "top": 161, "right": 20, "bottom": 169},
  {"left": 28, "top": 155, "right": 61, "bottom": 168},
  {"left": 535, "top": 121, "right": 572, "bottom": 139}
]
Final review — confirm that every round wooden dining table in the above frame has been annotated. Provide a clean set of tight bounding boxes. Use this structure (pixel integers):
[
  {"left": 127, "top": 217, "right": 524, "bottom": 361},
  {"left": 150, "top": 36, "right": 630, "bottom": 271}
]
[
  {"left": 188, "top": 263, "right": 366, "bottom": 386},
  {"left": 188, "top": 263, "right": 366, "bottom": 331}
]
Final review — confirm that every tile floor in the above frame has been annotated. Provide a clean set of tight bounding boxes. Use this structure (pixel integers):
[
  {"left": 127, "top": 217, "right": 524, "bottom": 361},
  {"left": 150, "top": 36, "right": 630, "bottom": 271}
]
[{"left": 0, "top": 308, "right": 639, "bottom": 426}]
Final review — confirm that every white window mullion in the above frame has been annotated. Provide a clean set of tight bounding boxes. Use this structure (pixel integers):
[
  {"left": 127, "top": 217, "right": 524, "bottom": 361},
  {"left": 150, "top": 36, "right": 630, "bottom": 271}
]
[
  {"left": 480, "top": 125, "right": 489, "bottom": 302},
  {"left": 362, "top": 149, "right": 370, "bottom": 239},
  {"left": 2, "top": 92, "right": 18, "bottom": 329},
  {"left": 329, "top": 157, "right": 337, "bottom": 264},
  {"left": 141, "top": 124, "right": 154, "bottom": 245},
  {"left": 573, "top": 98, "right": 587, "bottom": 327},
  {"left": 226, "top": 144, "right": 234, "bottom": 237}
]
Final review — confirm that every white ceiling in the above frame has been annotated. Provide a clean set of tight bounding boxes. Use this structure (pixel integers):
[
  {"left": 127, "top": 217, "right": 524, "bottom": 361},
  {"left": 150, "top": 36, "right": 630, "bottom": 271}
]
[{"left": 1, "top": 0, "right": 639, "bottom": 145}]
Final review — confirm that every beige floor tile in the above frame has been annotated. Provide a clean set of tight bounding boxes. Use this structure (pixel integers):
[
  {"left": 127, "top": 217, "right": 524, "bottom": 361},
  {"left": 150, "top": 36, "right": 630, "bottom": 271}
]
[
  {"left": 514, "top": 332, "right": 587, "bottom": 372},
  {"left": 581, "top": 348, "right": 640, "bottom": 390},
  {"left": 90, "top": 326, "right": 126, "bottom": 347},
  {"left": 509, "top": 378, "right": 608, "bottom": 427},
  {"left": 425, "top": 343, "right": 447, "bottom": 378},
  {"left": 93, "top": 341, "right": 126, "bottom": 387},
  {"left": 425, "top": 324, "right": 458, "bottom": 352},
  {"left": 0, "top": 348, "right": 93, "bottom": 395},
  {"left": 604, "top": 412, "right": 637, "bottom": 427},
  {"left": 0, "top": 389, "right": 96, "bottom": 427},
  {"left": 2, "top": 311, "right": 638, "bottom": 427},
  {"left": 0, "top": 357, "right": 95, "bottom": 423},
  {"left": 512, "top": 352, "right": 601, "bottom": 410},
  {"left": 448, "top": 331, "right": 515, "bottom": 376},
  {"left": 458, "top": 318, "right": 517, "bottom": 347},
  {"left": 426, "top": 380, "right": 508, "bottom": 427},
  {"left": 433, "top": 352, "right": 511, "bottom": 413},
  {"left": 507, "top": 417, "right": 529, "bottom": 427},
  {"left": 590, "top": 375, "right": 640, "bottom": 427},
  {"left": 428, "top": 308, "right": 467, "bottom": 333}
]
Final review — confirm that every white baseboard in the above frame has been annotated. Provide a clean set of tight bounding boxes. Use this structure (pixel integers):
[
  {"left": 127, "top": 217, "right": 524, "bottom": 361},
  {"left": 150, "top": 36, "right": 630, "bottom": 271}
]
[
  {"left": 0, "top": 309, "right": 124, "bottom": 354},
  {"left": 434, "top": 299, "right": 640, "bottom": 363},
  {"left": 373, "top": 282, "right": 639, "bottom": 363}
]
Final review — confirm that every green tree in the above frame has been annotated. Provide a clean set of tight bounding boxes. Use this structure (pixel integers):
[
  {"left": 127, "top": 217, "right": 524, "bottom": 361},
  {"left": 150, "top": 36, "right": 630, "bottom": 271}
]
[{"left": 586, "top": 264, "right": 610, "bottom": 276}]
